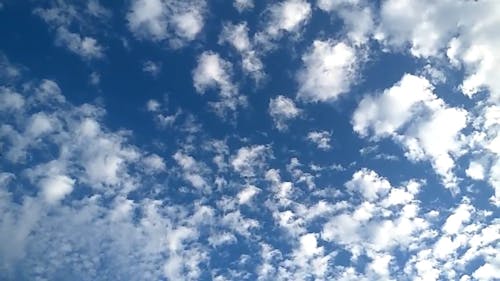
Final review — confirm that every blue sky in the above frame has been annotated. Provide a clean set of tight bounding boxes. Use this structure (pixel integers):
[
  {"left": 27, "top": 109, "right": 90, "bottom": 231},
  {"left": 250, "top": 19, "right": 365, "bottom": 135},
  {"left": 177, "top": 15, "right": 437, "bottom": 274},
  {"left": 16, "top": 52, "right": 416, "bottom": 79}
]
[{"left": 0, "top": 0, "right": 499, "bottom": 280}]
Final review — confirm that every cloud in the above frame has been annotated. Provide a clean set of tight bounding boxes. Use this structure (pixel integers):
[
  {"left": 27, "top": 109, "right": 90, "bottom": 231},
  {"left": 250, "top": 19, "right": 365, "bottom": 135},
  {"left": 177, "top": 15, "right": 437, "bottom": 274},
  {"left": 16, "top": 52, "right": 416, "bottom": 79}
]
[
  {"left": 142, "top": 60, "right": 162, "bottom": 77},
  {"left": 297, "top": 40, "right": 359, "bottom": 102},
  {"left": 127, "top": 0, "right": 206, "bottom": 47},
  {"left": 264, "top": 0, "right": 311, "bottom": 38},
  {"left": 145, "top": 99, "right": 180, "bottom": 128},
  {"left": 353, "top": 74, "right": 468, "bottom": 190},
  {"left": 55, "top": 27, "right": 103, "bottom": 59},
  {"left": 173, "top": 151, "right": 209, "bottom": 190},
  {"left": 34, "top": 1, "right": 108, "bottom": 60},
  {"left": 192, "top": 51, "right": 246, "bottom": 117},
  {"left": 237, "top": 185, "right": 260, "bottom": 204},
  {"left": 219, "top": 22, "right": 264, "bottom": 80},
  {"left": 39, "top": 174, "right": 75, "bottom": 204},
  {"left": 317, "top": 0, "right": 374, "bottom": 45},
  {"left": 231, "top": 145, "right": 270, "bottom": 178},
  {"left": 307, "top": 131, "right": 332, "bottom": 150},
  {"left": 345, "top": 168, "right": 391, "bottom": 202},
  {"left": 375, "top": 0, "right": 500, "bottom": 101},
  {"left": 0, "top": 87, "right": 24, "bottom": 112},
  {"left": 352, "top": 74, "right": 436, "bottom": 138},
  {"left": 0, "top": 53, "right": 22, "bottom": 83},
  {"left": 268, "top": 95, "right": 301, "bottom": 131},
  {"left": 234, "top": 0, "right": 254, "bottom": 12}
]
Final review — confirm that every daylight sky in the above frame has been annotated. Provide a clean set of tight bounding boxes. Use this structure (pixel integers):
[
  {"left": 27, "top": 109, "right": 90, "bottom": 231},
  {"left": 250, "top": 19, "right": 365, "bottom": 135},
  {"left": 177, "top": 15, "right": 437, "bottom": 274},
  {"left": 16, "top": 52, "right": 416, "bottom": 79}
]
[{"left": 0, "top": 0, "right": 499, "bottom": 280}]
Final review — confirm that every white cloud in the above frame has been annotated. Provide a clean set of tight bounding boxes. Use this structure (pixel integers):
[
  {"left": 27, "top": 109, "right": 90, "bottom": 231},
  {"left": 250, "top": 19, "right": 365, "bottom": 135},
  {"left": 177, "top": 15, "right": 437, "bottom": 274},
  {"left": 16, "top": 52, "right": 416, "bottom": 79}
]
[
  {"left": 219, "top": 22, "right": 264, "bottom": 80},
  {"left": 352, "top": 74, "right": 436, "bottom": 138},
  {"left": 39, "top": 174, "right": 75, "bottom": 204},
  {"left": 234, "top": 0, "right": 254, "bottom": 12},
  {"left": 265, "top": 0, "right": 311, "bottom": 37},
  {"left": 127, "top": 0, "right": 167, "bottom": 40},
  {"left": 237, "top": 185, "right": 260, "bottom": 204},
  {"left": 55, "top": 27, "right": 103, "bottom": 59},
  {"left": 353, "top": 74, "right": 468, "bottom": 190},
  {"left": 127, "top": 0, "right": 206, "bottom": 47},
  {"left": 466, "top": 161, "right": 485, "bottom": 180},
  {"left": 192, "top": 51, "right": 246, "bottom": 117},
  {"left": 307, "top": 131, "right": 332, "bottom": 150},
  {"left": 193, "top": 52, "right": 235, "bottom": 94},
  {"left": 142, "top": 154, "right": 166, "bottom": 172},
  {"left": 297, "top": 40, "right": 358, "bottom": 102},
  {"left": 376, "top": 0, "right": 500, "bottom": 101},
  {"left": 442, "top": 202, "right": 473, "bottom": 235},
  {"left": 0, "top": 88, "right": 25, "bottom": 112},
  {"left": 173, "top": 151, "right": 208, "bottom": 189},
  {"left": 34, "top": 1, "right": 107, "bottom": 60},
  {"left": 345, "top": 169, "right": 391, "bottom": 202},
  {"left": 317, "top": 0, "right": 374, "bottom": 45},
  {"left": 231, "top": 145, "right": 270, "bottom": 178},
  {"left": 268, "top": 95, "right": 301, "bottom": 131}
]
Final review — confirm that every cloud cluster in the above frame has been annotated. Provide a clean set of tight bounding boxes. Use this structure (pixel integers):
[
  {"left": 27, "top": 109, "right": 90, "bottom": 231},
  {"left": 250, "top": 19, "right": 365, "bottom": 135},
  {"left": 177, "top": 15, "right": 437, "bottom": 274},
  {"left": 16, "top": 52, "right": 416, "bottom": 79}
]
[
  {"left": 192, "top": 51, "right": 247, "bottom": 117},
  {"left": 353, "top": 74, "right": 467, "bottom": 191},
  {"left": 127, "top": 0, "right": 206, "bottom": 47}
]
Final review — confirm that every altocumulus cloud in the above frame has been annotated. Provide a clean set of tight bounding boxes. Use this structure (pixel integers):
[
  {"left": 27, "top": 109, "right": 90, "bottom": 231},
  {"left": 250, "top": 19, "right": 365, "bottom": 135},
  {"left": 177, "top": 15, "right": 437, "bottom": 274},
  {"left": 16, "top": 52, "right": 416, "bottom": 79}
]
[{"left": 0, "top": 1, "right": 499, "bottom": 281}]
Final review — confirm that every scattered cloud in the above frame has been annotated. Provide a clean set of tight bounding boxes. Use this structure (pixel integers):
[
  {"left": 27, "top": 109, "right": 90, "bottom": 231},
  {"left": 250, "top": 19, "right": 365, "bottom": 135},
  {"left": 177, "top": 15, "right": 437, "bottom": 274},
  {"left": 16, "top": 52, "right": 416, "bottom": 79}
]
[
  {"left": 192, "top": 51, "right": 246, "bottom": 117},
  {"left": 353, "top": 74, "right": 468, "bottom": 190},
  {"left": 307, "top": 131, "right": 332, "bottom": 150},
  {"left": 127, "top": 0, "right": 206, "bottom": 47},
  {"left": 297, "top": 40, "right": 359, "bottom": 102},
  {"left": 268, "top": 95, "right": 301, "bottom": 131}
]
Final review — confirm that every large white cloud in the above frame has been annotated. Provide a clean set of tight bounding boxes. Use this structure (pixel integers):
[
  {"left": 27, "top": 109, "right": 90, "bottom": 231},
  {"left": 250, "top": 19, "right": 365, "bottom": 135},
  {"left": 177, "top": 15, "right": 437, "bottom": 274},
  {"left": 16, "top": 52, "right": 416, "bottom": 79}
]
[
  {"left": 376, "top": 0, "right": 500, "bottom": 101},
  {"left": 353, "top": 74, "right": 468, "bottom": 190}
]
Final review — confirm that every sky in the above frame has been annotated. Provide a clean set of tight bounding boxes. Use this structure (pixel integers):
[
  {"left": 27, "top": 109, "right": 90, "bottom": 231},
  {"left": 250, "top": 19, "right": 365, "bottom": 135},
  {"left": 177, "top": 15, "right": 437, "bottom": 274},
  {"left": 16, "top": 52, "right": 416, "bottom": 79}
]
[{"left": 0, "top": 0, "right": 499, "bottom": 280}]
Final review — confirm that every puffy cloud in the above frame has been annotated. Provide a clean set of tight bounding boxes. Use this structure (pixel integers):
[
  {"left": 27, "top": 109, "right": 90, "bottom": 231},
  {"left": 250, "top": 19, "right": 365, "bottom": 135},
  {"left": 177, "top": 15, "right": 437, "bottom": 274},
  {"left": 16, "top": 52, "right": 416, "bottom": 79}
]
[
  {"left": 297, "top": 40, "right": 359, "bottom": 102},
  {"left": 34, "top": 1, "right": 108, "bottom": 60},
  {"left": 39, "top": 175, "right": 75, "bottom": 204},
  {"left": 263, "top": 0, "right": 312, "bottom": 38},
  {"left": 307, "top": 131, "right": 332, "bottom": 150},
  {"left": 142, "top": 154, "right": 167, "bottom": 172},
  {"left": 219, "top": 22, "right": 264, "bottom": 80},
  {"left": 353, "top": 74, "right": 468, "bottom": 190},
  {"left": 127, "top": 0, "right": 167, "bottom": 40},
  {"left": 54, "top": 27, "right": 103, "bottom": 59},
  {"left": 173, "top": 151, "right": 209, "bottom": 190},
  {"left": 352, "top": 74, "right": 436, "bottom": 138},
  {"left": 231, "top": 145, "right": 270, "bottom": 178},
  {"left": 376, "top": 0, "right": 500, "bottom": 101},
  {"left": 127, "top": 0, "right": 206, "bottom": 46},
  {"left": 192, "top": 51, "right": 246, "bottom": 117},
  {"left": 237, "top": 185, "right": 260, "bottom": 204},
  {"left": 317, "top": 0, "right": 374, "bottom": 45},
  {"left": 345, "top": 169, "right": 391, "bottom": 202},
  {"left": 465, "top": 161, "right": 485, "bottom": 180},
  {"left": 268, "top": 95, "right": 301, "bottom": 131}
]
